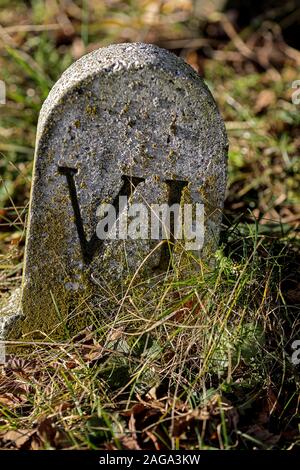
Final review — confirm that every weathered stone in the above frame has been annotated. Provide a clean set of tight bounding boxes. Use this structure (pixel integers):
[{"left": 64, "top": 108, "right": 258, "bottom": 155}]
[{"left": 0, "top": 43, "right": 228, "bottom": 340}]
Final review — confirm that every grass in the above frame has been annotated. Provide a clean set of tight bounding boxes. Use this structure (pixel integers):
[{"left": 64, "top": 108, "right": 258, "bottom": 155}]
[
  {"left": 1, "top": 233, "right": 299, "bottom": 450},
  {"left": 0, "top": 0, "right": 300, "bottom": 450}
]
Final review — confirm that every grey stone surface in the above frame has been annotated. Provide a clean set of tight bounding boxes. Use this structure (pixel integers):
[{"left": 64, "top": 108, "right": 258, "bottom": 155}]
[
  {"left": 0, "top": 42, "right": 228, "bottom": 340},
  {"left": 0, "top": 288, "right": 22, "bottom": 338}
]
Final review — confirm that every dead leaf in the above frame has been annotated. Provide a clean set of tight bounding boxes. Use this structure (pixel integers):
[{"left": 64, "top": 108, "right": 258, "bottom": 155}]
[
  {"left": 185, "top": 50, "right": 200, "bottom": 72},
  {"left": 254, "top": 89, "right": 276, "bottom": 113},
  {"left": 127, "top": 412, "right": 141, "bottom": 450},
  {"left": 1, "top": 429, "right": 35, "bottom": 449},
  {"left": 83, "top": 345, "right": 104, "bottom": 363},
  {"left": 4, "top": 357, "right": 38, "bottom": 379},
  {"left": 146, "top": 386, "right": 157, "bottom": 401},
  {"left": 71, "top": 38, "right": 85, "bottom": 59},
  {"left": 119, "top": 435, "right": 141, "bottom": 450},
  {"left": 122, "top": 403, "right": 148, "bottom": 417},
  {"left": 37, "top": 418, "right": 68, "bottom": 448}
]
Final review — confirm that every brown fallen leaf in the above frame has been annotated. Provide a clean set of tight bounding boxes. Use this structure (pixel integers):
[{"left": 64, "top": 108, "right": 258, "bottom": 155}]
[
  {"left": 127, "top": 411, "right": 141, "bottom": 450},
  {"left": 30, "top": 437, "right": 43, "bottom": 450},
  {"left": 72, "top": 325, "right": 94, "bottom": 344},
  {"left": 119, "top": 434, "right": 141, "bottom": 450},
  {"left": 83, "top": 345, "right": 104, "bottom": 363},
  {"left": 0, "top": 389, "right": 29, "bottom": 407},
  {"left": 254, "top": 89, "right": 276, "bottom": 113},
  {"left": 71, "top": 38, "right": 85, "bottom": 59},
  {"left": 185, "top": 50, "right": 200, "bottom": 73},
  {"left": 4, "top": 357, "right": 38, "bottom": 379},
  {"left": 1, "top": 429, "right": 35, "bottom": 449},
  {"left": 122, "top": 403, "right": 149, "bottom": 417},
  {"left": 37, "top": 418, "right": 68, "bottom": 449}
]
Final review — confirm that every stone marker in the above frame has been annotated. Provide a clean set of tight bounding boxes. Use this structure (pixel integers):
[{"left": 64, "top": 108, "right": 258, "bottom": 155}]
[{"left": 0, "top": 43, "right": 227, "bottom": 340}]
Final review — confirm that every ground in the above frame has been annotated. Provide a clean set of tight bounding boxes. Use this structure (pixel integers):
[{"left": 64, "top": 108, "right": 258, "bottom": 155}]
[{"left": 0, "top": 0, "right": 299, "bottom": 450}]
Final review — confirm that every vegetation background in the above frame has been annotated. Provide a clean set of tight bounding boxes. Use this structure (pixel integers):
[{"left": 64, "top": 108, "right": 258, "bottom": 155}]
[{"left": 0, "top": 0, "right": 299, "bottom": 450}]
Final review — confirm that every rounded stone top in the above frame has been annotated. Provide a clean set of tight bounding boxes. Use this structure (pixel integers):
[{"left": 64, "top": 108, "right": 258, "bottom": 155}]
[{"left": 37, "top": 42, "right": 227, "bottom": 149}]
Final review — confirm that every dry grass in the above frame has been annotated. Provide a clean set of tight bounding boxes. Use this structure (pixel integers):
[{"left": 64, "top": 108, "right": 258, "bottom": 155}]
[{"left": 0, "top": 0, "right": 299, "bottom": 450}]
